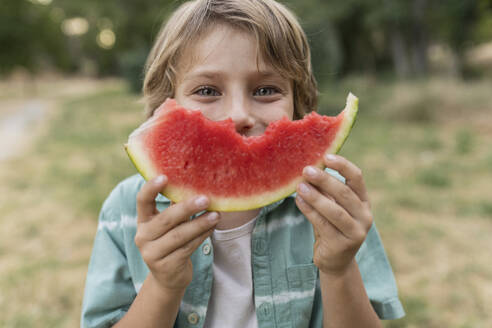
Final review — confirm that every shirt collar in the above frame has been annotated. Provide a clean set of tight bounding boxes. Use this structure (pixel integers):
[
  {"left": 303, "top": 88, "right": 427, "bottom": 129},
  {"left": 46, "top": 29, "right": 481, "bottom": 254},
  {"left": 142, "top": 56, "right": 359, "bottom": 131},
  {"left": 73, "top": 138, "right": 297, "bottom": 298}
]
[{"left": 155, "top": 193, "right": 170, "bottom": 203}]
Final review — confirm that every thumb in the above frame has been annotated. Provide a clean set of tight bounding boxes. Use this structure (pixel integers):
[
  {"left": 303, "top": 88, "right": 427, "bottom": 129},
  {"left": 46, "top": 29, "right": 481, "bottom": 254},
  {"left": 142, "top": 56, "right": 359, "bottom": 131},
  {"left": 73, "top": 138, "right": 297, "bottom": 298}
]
[{"left": 136, "top": 175, "right": 167, "bottom": 222}]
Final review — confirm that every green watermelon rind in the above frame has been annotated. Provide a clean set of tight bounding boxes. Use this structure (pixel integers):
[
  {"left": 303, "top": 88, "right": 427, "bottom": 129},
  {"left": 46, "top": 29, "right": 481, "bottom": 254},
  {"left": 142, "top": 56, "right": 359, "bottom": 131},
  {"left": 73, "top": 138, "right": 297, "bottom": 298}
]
[
  {"left": 125, "top": 93, "right": 358, "bottom": 211},
  {"left": 327, "top": 92, "right": 358, "bottom": 155},
  {"left": 125, "top": 139, "right": 155, "bottom": 183}
]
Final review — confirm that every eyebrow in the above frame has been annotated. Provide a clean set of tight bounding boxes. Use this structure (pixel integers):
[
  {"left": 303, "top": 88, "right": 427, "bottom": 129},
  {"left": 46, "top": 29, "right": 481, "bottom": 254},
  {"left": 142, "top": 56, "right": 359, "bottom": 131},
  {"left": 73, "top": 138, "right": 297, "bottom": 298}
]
[
  {"left": 182, "top": 69, "right": 283, "bottom": 81},
  {"left": 182, "top": 70, "right": 221, "bottom": 81}
]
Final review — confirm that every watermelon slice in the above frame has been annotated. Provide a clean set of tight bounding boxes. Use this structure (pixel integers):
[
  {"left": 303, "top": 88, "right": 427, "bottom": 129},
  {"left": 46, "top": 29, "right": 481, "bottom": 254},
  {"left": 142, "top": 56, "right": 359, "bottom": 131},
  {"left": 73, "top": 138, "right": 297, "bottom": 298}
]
[{"left": 125, "top": 93, "right": 358, "bottom": 211}]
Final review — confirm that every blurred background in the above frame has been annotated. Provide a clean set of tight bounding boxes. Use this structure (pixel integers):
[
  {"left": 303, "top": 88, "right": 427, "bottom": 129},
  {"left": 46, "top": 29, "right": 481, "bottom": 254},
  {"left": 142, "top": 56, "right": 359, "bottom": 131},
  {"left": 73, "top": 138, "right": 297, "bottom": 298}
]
[{"left": 0, "top": 0, "right": 491, "bottom": 327}]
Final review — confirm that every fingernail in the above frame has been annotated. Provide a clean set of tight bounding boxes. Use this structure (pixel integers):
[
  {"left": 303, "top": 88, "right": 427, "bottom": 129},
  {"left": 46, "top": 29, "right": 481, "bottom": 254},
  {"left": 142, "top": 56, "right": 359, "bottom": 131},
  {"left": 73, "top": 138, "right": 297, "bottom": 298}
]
[
  {"left": 155, "top": 175, "right": 167, "bottom": 184},
  {"left": 207, "top": 212, "right": 219, "bottom": 223},
  {"left": 195, "top": 196, "right": 209, "bottom": 208},
  {"left": 304, "top": 166, "right": 317, "bottom": 177},
  {"left": 325, "top": 154, "right": 337, "bottom": 161},
  {"left": 298, "top": 183, "right": 310, "bottom": 195}
]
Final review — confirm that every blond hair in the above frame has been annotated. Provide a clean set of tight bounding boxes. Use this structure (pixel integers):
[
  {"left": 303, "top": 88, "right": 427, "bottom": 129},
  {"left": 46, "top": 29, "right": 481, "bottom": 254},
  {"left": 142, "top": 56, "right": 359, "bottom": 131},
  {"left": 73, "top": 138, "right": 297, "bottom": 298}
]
[{"left": 143, "top": 0, "right": 317, "bottom": 119}]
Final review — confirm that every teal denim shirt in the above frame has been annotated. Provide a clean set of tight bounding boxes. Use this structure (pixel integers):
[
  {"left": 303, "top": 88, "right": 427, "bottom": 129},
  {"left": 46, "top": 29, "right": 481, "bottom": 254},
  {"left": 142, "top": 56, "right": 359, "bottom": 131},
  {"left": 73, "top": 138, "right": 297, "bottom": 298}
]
[{"left": 81, "top": 172, "right": 404, "bottom": 327}]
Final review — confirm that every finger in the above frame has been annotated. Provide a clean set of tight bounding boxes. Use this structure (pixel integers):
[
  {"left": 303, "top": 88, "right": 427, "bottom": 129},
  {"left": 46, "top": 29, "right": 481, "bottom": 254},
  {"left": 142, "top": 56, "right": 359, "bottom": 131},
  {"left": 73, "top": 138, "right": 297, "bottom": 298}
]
[
  {"left": 150, "top": 211, "right": 219, "bottom": 258},
  {"left": 143, "top": 195, "right": 211, "bottom": 241},
  {"left": 174, "top": 225, "right": 215, "bottom": 258},
  {"left": 324, "top": 155, "right": 370, "bottom": 203},
  {"left": 137, "top": 175, "right": 168, "bottom": 222},
  {"left": 297, "top": 195, "right": 322, "bottom": 240},
  {"left": 295, "top": 195, "right": 340, "bottom": 240},
  {"left": 302, "top": 166, "right": 368, "bottom": 221},
  {"left": 297, "top": 182, "right": 361, "bottom": 240},
  {"left": 154, "top": 227, "right": 214, "bottom": 272}
]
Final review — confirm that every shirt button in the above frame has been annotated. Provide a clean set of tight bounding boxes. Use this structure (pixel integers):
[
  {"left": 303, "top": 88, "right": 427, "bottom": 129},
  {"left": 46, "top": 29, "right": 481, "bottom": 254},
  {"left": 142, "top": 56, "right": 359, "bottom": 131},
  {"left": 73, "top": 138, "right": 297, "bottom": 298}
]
[
  {"left": 202, "top": 243, "right": 211, "bottom": 255},
  {"left": 187, "top": 312, "right": 199, "bottom": 325},
  {"left": 258, "top": 302, "right": 271, "bottom": 318},
  {"left": 254, "top": 239, "right": 266, "bottom": 255}
]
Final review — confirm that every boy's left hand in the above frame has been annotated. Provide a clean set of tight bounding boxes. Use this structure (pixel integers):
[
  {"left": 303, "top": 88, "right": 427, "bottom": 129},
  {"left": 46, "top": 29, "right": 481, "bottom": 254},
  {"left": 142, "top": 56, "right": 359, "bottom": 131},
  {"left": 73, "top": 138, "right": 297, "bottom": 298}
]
[{"left": 295, "top": 154, "right": 373, "bottom": 277}]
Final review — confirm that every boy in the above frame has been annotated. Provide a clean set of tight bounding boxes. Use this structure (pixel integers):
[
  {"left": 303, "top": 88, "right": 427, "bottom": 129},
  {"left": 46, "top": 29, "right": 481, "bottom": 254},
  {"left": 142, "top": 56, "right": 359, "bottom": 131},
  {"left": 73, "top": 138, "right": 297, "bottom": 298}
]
[{"left": 81, "top": 1, "right": 405, "bottom": 327}]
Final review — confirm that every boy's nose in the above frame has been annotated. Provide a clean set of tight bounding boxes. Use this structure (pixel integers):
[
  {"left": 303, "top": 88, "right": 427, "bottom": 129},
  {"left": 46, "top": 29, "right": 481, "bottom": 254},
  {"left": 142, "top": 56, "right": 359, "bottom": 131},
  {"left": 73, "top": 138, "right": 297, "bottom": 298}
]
[{"left": 228, "top": 97, "right": 255, "bottom": 134}]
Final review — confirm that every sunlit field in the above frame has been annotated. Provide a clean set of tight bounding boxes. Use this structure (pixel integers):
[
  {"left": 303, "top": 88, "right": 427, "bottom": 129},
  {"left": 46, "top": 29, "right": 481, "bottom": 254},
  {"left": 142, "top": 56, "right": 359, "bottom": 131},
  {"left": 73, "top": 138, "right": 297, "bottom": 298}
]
[{"left": 0, "top": 77, "right": 491, "bottom": 327}]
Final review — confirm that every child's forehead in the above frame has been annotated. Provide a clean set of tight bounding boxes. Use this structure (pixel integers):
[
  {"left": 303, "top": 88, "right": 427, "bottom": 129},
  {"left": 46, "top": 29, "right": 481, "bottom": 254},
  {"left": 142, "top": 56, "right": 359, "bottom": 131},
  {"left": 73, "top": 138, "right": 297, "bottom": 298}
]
[{"left": 177, "top": 23, "right": 279, "bottom": 77}]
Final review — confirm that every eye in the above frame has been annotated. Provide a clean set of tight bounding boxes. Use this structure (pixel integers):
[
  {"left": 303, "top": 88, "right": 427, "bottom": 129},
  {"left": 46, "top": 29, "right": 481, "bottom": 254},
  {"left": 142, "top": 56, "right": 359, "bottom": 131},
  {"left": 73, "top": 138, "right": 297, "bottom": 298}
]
[
  {"left": 194, "top": 86, "right": 220, "bottom": 97},
  {"left": 254, "top": 87, "right": 279, "bottom": 97}
]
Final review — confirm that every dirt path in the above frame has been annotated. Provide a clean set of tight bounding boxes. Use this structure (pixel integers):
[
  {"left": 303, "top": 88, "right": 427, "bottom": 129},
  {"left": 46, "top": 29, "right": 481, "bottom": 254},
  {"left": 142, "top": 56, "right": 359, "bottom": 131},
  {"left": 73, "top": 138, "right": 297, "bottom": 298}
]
[
  {"left": 0, "top": 99, "right": 51, "bottom": 161},
  {"left": 0, "top": 77, "right": 116, "bottom": 162}
]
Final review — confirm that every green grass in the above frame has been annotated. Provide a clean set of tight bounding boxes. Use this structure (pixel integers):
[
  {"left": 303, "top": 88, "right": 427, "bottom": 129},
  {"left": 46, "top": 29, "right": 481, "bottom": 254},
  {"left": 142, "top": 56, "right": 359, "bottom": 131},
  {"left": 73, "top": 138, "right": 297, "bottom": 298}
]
[
  {"left": 11, "top": 84, "right": 141, "bottom": 216},
  {"left": 454, "top": 128, "right": 474, "bottom": 154},
  {"left": 384, "top": 295, "right": 433, "bottom": 328},
  {"left": 0, "top": 79, "right": 143, "bottom": 328},
  {"left": 1, "top": 77, "right": 492, "bottom": 327}
]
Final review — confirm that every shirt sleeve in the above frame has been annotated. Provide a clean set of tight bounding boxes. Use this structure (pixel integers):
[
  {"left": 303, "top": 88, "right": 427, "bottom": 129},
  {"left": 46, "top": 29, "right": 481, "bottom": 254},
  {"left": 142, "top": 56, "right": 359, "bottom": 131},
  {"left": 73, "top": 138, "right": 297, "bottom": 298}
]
[
  {"left": 356, "top": 223, "right": 405, "bottom": 320},
  {"left": 80, "top": 203, "right": 137, "bottom": 328}
]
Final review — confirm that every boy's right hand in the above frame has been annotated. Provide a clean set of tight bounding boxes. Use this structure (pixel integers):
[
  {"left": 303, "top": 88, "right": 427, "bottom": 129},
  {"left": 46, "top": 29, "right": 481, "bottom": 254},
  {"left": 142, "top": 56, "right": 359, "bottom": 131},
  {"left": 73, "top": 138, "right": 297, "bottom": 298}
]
[{"left": 135, "top": 175, "right": 219, "bottom": 294}]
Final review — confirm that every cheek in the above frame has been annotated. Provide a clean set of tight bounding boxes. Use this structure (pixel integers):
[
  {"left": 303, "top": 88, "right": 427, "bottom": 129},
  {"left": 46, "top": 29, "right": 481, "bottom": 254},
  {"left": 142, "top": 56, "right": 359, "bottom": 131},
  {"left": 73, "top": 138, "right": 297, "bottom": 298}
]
[
  {"left": 259, "top": 99, "right": 294, "bottom": 123},
  {"left": 175, "top": 91, "right": 209, "bottom": 115},
  {"left": 174, "top": 90, "right": 191, "bottom": 109},
  {"left": 175, "top": 97, "right": 224, "bottom": 121},
  {"left": 174, "top": 89, "right": 185, "bottom": 106},
  {"left": 277, "top": 92, "right": 295, "bottom": 120},
  {"left": 196, "top": 104, "right": 224, "bottom": 121},
  {"left": 285, "top": 99, "right": 295, "bottom": 120}
]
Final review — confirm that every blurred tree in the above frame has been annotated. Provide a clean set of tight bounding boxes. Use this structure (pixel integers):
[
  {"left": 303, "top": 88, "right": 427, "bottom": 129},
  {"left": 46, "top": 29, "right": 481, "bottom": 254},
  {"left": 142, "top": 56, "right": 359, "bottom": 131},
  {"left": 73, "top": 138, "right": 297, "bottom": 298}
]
[
  {"left": 376, "top": 0, "right": 430, "bottom": 78},
  {"left": 53, "top": 0, "right": 174, "bottom": 78},
  {"left": 1, "top": 0, "right": 491, "bottom": 83},
  {"left": 474, "top": 0, "right": 492, "bottom": 43},
  {"left": 289, "top": 0, "right": 492, "bottom": 80},
  {"left": 0, "top": 0, "right": 72, "bottom": 74},
  {"left": 288, "top": 0, "right": 431, "bottom": 80},
  {"left": 429, "top": 0, "right": 480, "bottom": 78}
]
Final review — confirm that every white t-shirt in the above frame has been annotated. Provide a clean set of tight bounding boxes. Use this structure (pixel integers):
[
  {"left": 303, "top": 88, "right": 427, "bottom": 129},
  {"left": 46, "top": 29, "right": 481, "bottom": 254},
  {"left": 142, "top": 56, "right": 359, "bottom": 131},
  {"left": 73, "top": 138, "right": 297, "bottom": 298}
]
[{"left": 203, "top": 218, "right": 258, "bottom": 328}]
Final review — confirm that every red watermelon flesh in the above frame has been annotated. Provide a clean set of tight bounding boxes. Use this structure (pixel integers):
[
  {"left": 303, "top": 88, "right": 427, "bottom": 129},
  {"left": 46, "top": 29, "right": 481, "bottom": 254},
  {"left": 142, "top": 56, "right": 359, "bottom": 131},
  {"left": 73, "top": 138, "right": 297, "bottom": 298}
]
[{"left": 125, "top": 93, "right": 358, "bottom": 211}]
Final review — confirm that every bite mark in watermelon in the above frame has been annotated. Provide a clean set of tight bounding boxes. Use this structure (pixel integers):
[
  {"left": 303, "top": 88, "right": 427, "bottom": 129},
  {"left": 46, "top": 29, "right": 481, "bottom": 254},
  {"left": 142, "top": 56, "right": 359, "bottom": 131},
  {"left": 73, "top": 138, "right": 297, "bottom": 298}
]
[{"left": 125, "top": 93, "right": 358, "bottom": 211}]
